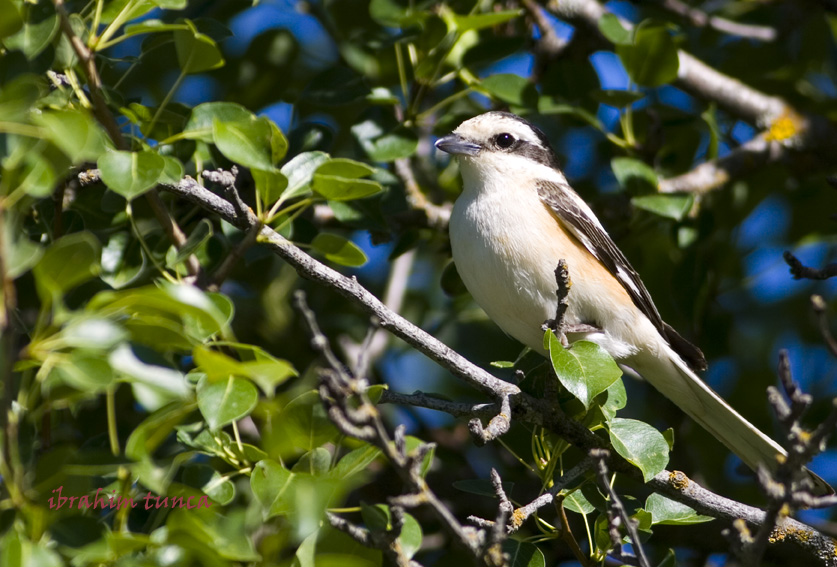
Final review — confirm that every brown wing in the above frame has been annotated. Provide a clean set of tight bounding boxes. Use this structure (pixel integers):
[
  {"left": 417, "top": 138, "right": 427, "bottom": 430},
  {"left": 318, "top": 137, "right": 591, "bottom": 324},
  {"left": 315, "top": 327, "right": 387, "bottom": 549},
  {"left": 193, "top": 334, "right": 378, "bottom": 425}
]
[{"left": 537, "top": 180, "right": 707, "bottom": 371}]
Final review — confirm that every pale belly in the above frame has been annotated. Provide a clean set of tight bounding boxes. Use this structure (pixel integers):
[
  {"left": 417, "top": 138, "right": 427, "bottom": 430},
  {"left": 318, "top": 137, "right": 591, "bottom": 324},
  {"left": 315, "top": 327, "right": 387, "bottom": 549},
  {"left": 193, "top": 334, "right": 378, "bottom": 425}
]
[{"left": 450, "top": 188, "right": 642, "bottom": 360}]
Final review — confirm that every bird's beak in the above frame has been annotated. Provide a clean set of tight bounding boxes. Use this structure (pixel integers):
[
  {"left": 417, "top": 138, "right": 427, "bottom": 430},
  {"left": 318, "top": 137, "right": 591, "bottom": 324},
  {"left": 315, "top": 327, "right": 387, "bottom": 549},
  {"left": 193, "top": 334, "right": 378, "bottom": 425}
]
[{"left": 435, "top": 134, "right": 481, "bottom": 157}]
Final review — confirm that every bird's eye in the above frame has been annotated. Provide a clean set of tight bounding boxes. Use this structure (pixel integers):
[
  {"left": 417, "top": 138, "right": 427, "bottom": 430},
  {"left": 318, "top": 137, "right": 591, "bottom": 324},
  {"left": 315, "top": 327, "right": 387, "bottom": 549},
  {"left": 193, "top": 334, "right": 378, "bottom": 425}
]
[{"left": 495, "top": 132, "right": 515, "bottom": 149}]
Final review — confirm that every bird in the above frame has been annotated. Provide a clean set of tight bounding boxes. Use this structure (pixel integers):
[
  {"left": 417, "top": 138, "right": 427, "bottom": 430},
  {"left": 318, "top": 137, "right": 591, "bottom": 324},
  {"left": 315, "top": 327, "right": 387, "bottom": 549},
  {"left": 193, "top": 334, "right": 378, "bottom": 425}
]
[{"left": 435, "top": 110, "right": 830, "bottom": 493}]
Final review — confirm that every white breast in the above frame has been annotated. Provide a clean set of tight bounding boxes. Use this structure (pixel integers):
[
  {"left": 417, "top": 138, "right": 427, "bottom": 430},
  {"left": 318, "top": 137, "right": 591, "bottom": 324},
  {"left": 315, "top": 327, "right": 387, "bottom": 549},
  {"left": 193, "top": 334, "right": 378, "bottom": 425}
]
[{"left": 449, "top": 155, "right": 644, "bottom": 359}]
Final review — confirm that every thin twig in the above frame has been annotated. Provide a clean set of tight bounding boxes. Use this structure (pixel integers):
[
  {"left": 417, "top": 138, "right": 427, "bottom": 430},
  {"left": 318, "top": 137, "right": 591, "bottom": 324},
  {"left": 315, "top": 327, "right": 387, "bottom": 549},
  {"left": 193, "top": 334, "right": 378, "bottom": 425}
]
[
  {"left": 648, "top": 0, "right": 777, "bottom": 41},
  {"left": 590, "top": 449, "right": 652, "bottom": 567},
  {"left": 783, "top": 251, "right": 837, "bottom": 281}
]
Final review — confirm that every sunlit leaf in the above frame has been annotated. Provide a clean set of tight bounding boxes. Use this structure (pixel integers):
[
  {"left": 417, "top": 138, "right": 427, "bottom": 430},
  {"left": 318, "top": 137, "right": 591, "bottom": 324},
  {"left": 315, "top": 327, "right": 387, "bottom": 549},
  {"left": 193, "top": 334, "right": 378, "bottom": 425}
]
[
  {"left": 609, "top": 418, "right": 669, "bottom": 482},
  {"left": 196, "top": 374, "right": 259, "bottom": 430},
  {"left": 98, "top": 150, "right": 165, "bottom": 199},
  {"left": 547, "top": 332, "right": 622, "bottom": 409}
]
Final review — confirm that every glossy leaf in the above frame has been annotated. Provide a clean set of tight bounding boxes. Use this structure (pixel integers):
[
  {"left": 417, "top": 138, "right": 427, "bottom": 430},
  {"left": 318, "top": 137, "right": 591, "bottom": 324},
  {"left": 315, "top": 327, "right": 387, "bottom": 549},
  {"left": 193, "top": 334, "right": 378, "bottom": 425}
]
[
  {"left": 632, "top": 194, "right": 694, "bottom": 221},
  {"left": 98, "top": 150, "right": 166, "bottom": 199},
  {"left": 316, "top": 158, "right": 375, "bottom": 179},
  {"left": 330, "top": 445, "right": 381, "bottom": 479},
  {"left": 645, "top": 493, "right": 713, "bottom": 525},
  {"left": 311, "top": 233, "right": 368, "bottom": 267},
  {"left": 174, "top": 21, "right": 225, "bottom": 74},
  {"left": 609, "top": 418, "right": 670, "bottom": 482},
  {"left": 590, "top": 89, "right": 644, "bottom": 108},
  {"left": 598, "top": 13, "right": 632, "bottom": 45},
  {"left": 279, "top": 151, "right": 330, "bottom": 201},
  {"left": 184, "top": 102, "right": 254, "bottom": 142},
  {"left": 282, "top": 390, "right": 339, "bottom": 450},
  {"left": 34, "top": 232, "right": 101, "bottom": 301},
  {"left": 611, "top": 157, "right": 658, "bottom": 195},
  {"left": 312, "top": 174, "right": 382, "bottom": 202},
  {"left": 196, "top": 374, "right": 259, "bottom": 430},
  {"left": 452, "top": 9, "right": 521, "bottom": 32},
  {"left": 617, "top": 21, "right": 680, "bottom": 87},
  {"left": 254, "top": 168, "right": 289, "bottom": 207},
  {"left": 33, "top": 110, "right": 108, "bottom": 163},
  {"left": 481, "top": 74, "right": 537, "bottom": 107},
  {"left": 503, "top": 540, "right": 546, "bottom": 567},
  {"left": 547, "top": 332, "right": 622, "bottom": 409},
  {"left": 213, "top": 117, "right": 275, "bottom": 171},
  {"left": 0, "top": 0, "right": 23, "bottom": 38},
  {"left": 351, "top": 119, "right": 418, "bottom": 162}
]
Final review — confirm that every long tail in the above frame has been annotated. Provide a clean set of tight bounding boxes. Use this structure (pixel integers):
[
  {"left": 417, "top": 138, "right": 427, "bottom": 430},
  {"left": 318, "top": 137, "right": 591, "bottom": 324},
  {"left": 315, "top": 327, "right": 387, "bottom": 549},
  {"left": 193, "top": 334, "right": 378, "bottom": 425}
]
[{"left": 629, "top": 344, "right": 833, "bottom": 495}]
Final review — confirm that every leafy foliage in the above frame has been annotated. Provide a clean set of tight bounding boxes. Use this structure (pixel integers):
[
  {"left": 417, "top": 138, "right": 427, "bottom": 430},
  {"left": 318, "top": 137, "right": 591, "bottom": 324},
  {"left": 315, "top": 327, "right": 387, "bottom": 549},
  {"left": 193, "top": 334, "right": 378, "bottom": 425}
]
[{"left": 0, "top": 0, "right": 836, "bottom": 566}]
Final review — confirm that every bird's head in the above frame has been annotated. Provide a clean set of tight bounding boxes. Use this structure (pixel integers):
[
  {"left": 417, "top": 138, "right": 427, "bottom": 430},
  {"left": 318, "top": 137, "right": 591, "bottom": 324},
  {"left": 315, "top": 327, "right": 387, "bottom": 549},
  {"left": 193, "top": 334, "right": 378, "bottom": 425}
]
[{"left": 435, "top": 111, "right": 560, "bottom": 171}]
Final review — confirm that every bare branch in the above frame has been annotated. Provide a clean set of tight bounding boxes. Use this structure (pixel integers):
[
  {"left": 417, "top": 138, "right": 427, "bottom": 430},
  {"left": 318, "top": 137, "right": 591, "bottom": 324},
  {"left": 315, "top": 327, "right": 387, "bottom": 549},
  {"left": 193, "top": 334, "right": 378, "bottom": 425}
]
[
  {"left": 393, "top": 158, "right": 451, "bottom": 230},
  {"left": 658, "top": 134, "right": 789, "bottom": 194},
  {"left": 591, "top": 449, "right": 652, "bottom": 567},
  {"left": 783, "top": 251, "right": 837, "bottom": 281},
  {"left": 810, "top": 295, "right": 837, "bottom": 359},
  {"left": 468, "top": 394, "right": 512, "bottom": 445},
  {"left": 647, "top": 0, "right": 777, "bottom": 41}
]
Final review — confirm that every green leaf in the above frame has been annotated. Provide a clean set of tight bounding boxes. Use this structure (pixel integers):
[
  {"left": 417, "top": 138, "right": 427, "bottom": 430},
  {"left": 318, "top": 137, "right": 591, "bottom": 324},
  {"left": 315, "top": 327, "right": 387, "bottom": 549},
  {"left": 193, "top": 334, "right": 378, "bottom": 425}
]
[
  {"left": 174, "top": 20, "right": 225, "bottom": 73},
  {"left": 209, "top": 342, "right": 297, "bottom": 397},
  {"left": 98, "top": 150, "right": 166, "bottom": 199},
  {"left": 547, "top": 332, "right": 622, "bottom": 409},
  {"left": 159, "top": 156, "right": 185, "bottom": 185},
  {"left": 184, "top": 102, "right": 254, "bottom": 142},
  {"left": 598, "top": 13, "right": 632, "bottom": 45},
  {"left": 213, "top": 117, "right": 276, "bottom": 171},
  {"left": 168, "top": 219, "right": 213, "bottom": 268},
  {"left": 316, "top": 158, "right": 375, "bottom": 179},
  {"left": 34, "top": 110, "right": 109, "bottom": 164},
  {"left": 196, "top": 374, "right": 259, "bottom": 430},
  {"left": 632, "top": 194, "right": 694, "bottom": 221},
  {"left": 611, "top": 157, "right": 658, "bottom": 195},
  {"left": 452, "top": 10, "right": 522, "bottom": 32},
  {"left": 5, "top": 6, "right": 58, "bottom": 59},
  {"left": 254, "top": 168, "right": 289, "bottom": 207},
  {"left": 282, "top": 390, "right": 339, "bottom": 451},
  {"left": 330, "top": 445, "right": 382, "bottom": 479},
  {"left": 34, "top": 232, "right": 101, "bottom": 301},
  {"left": 608, "top": 418, "right": 669, "bottom": 482},
  {"left": 312, "top": 174, "right": 382, "bottom": 202},
  {"left": 645, "top": 493, "right": 713, "bottom": 525},
  {"left": 502, "top": 540, "right": 545, "bottom": 567},
  {"left": 616, "top": 21, "right": 680, "bottom": 87},
  {"left": 600, "top": 378, "right": 627, "bottom": 422},
  {"left": 589, "top": 89, "right": 644, "bottom": 108},
  {"left": 122, "top": 19, "right": 191, "bottom": 40},
  {"left": 110, "top": 344, "right": 190, "bottom": 411},
  {"left": 250, "top": 459, "right": 295, "bottom": 517},
  {"left": 452, "top": 479, "right": 515, "bottom": 498},
  {"left": 563, "top": 489, "right": 596, "bottom": 515},
  {"left": 47, "top": 352, "right": 114, "bottom": 391},
  {"left": 0, "top": 0, "right": 23, "bottom": 38},
  {"left": 310, "top": 233, "right": 368, "bottom": 267},
  {"left": 490, "top": 361, "right": 514, "bottom": 368},
  {"left": 183, "top": 464, "right": 235, "bottom": 505},
  {"left": 280, "top": 151, "right": 330, "bottom": 201},
  {"left": 351, "top": 120, "right": 418, "bottom": 162},
  {"left": 125, "top": 401, "right": 196, "bottom": 460},
  {"left": 481, "top": 73, "right": 537, "bottom": 107},
  {"left": 0, "top": 75, "right": 44, "bottom": 121},
  {"left": 293, "top": 529, "right": 318, "bottom": 567}
]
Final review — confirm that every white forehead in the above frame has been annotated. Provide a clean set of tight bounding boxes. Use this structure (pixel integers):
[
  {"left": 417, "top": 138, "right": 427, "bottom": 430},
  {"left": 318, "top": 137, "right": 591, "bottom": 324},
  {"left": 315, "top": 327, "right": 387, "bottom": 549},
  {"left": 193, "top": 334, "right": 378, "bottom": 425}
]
[{"left": 453, "top": 112, "right": 544, "bottom": 145}]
